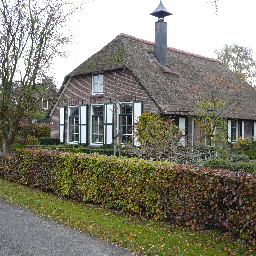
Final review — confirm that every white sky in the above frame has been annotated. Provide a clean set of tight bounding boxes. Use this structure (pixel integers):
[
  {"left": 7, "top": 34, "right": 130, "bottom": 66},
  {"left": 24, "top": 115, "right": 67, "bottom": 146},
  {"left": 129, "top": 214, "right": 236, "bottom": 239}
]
[{"left": 52, "top": 0, "right": 256, "bottom": 88}]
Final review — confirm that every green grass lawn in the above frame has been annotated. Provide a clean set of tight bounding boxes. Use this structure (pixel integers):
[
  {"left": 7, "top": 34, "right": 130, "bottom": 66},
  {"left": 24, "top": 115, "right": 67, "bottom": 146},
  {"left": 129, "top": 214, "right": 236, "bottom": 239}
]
[{"left": 0, "top": 178, "right": 255, "bottom": 255}]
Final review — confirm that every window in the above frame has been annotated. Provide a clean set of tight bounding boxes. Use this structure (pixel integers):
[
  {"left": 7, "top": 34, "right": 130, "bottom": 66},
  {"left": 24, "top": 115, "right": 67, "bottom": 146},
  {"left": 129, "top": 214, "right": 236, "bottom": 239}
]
[
  {"left": 69, "top": 107, "right": 79, "bottom": 143},
  {"left": 92, "top": 74, "right": 104, "bottom": 94},
  {"left": 228, "top": 119, "right": 238, "bottom": 143},
  {"left": 231, "top": 120, "right": 237, "bottom": 142},
  {"left": 119, "top": 103, "right": 133, "bottom": 143},
  {"left": 42, "top": 99, "right": 48, "bottom": 110},
  {"left": 92, "top": 105, "right": 104, "bottom": 143}
]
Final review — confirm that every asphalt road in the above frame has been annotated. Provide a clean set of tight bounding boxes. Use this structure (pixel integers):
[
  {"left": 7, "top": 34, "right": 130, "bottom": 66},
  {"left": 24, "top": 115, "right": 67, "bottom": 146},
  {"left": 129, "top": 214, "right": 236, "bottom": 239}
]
[{"left": 0, "top": 199, "right": 136, "bottom": 256}]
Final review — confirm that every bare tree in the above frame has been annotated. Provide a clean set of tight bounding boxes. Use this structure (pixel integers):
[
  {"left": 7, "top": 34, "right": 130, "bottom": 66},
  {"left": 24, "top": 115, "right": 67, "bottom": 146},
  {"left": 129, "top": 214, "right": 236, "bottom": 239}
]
[
  {"left": 215, "top": 44, "right": 256, "bottom": 86},
  {"left": 0, "top": 0, "right": 79, "bottom": 153}
]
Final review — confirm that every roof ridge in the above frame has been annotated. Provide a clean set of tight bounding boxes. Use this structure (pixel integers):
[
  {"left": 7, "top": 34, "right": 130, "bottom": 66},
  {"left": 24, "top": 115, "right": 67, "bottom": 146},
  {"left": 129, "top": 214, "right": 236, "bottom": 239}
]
[{"left": 117, "top": 33, "right": 219, "bottom": 62}]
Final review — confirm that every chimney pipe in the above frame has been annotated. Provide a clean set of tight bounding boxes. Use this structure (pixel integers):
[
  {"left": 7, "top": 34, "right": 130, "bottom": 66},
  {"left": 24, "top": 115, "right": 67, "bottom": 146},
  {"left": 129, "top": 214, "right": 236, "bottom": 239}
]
[
  {"left": 150, "top": 1, "right": 172, "bottom": 67},
  {"left": 155, "top": 20, "right": 167, "bottom": 66}
]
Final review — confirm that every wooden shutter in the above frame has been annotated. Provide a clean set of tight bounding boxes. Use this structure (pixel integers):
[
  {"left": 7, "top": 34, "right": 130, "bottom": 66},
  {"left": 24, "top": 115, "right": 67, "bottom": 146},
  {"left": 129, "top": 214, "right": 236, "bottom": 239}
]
[
  {"left": 59, "top": 107, "right": 65, "bottom": 143},
  {"left": 133, "top": 101, "right": 143, "bottom": 146},
  {"left": 79, "top": 105, "right": 88, "bottom": 144},
  {"left": 104, "top": 103, "right": 114, "bottom": 145}
]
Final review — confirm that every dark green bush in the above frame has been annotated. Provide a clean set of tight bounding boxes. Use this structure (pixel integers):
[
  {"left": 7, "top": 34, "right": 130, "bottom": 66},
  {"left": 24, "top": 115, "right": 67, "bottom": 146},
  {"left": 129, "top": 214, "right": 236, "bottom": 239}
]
[
  {"left": 1, "top": 149, "right": 256, "bottom": 243},
  {"left": 40, "top": 138, "right": 60, "bottom": 145},
  {"left": 18, "top": 123, "right": 51, "bottom": 139},
  {"left": 203, "top": 158, "right": 256, "bottom": 174}
]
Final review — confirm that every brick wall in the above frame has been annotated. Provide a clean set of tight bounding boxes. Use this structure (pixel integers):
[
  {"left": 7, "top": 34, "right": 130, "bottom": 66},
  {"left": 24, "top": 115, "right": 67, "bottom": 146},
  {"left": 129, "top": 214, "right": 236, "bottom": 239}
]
[{"left": 244, "top": 120, "right": 253, "bottom": 138}]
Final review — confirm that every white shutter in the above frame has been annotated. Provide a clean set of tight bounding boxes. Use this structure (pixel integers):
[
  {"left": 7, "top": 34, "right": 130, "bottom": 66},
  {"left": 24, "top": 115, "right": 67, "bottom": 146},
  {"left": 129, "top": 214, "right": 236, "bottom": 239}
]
[
  {"left": 179, "top": 117, "right": 186, "bottom": 146},
  {"left": 59, "top": 107, "right": 65, "bottom": 143},
  {"left": 104, "top": 103, "right": 114, "bottom": 145},
  {"left": 228, "top": 120, "right": 232, "bottom": 143},
  {"left": 254, "top": 122, "right": 256, "bottom": 141},
  {"left": 79, "top": 105, "right": 88, "bottom": 144},
  {"left": 133, "top": 101, "right": 143, "bottom": 146},
  {"left": 241, "top": 121, "right": 245, "bottom": 139}
]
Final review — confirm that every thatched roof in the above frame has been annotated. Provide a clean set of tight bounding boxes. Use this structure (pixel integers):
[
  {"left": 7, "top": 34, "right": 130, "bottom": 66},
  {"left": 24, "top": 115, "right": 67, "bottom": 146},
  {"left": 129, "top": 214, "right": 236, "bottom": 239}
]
[{"left": 60, "top": 33, "right": 256, "bottom": 120}]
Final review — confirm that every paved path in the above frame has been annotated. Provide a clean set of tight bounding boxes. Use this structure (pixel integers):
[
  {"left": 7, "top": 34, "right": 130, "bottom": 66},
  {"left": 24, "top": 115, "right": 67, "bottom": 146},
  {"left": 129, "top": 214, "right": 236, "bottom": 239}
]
[{"left": 0, "top": 199, "right": 136, "bottom": 256}]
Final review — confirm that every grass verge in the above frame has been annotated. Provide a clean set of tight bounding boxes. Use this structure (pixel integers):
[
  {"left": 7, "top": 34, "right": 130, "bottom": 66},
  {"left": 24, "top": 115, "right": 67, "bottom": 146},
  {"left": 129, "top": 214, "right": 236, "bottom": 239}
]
[{"left": 0, "top": 178, "right": 255, "bottom": 255}]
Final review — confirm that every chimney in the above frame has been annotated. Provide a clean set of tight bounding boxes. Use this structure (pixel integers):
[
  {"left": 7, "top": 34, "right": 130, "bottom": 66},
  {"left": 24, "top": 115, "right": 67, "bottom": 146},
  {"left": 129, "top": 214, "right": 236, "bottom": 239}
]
[{"left": 150, "top": 1, "right": 172, "bottom": 67}]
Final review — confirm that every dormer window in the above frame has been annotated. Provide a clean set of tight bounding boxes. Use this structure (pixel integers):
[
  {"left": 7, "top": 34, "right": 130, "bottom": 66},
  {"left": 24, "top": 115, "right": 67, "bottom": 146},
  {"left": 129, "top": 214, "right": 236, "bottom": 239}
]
[{"left": 92, "top": 74, "right": 104, "bottom": 95}]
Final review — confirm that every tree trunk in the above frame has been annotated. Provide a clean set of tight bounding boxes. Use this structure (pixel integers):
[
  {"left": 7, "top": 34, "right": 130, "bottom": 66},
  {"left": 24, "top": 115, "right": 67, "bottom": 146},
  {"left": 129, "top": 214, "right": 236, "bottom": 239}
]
[{"left": 2, "top": 139, "right": 15, "bottom": 154}]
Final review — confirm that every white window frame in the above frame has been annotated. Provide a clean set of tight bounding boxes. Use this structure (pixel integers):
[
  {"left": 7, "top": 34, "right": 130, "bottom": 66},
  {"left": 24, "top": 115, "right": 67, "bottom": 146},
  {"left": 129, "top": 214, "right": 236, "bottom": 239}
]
[
  {"left": 90, "top": 104, "right": 104, "bottom": 145},
  {"left": 92, "top": 73, "right": 104, "bottom": 95}
]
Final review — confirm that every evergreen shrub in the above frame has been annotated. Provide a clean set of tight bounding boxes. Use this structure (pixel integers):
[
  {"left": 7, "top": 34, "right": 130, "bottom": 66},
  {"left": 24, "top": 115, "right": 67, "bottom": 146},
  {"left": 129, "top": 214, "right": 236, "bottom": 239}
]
[{"left": 203, "top": 158, "right": 256, "bottom": 174}]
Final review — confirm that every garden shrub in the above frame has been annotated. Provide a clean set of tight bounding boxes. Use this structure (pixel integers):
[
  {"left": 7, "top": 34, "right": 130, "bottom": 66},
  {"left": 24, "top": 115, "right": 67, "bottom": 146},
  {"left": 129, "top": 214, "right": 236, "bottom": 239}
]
[
  {"left": 203, "top": 158, "right": 256, "bottom": 174},
  {"left": 131, "top": 112, "right": 180, "bottom": 162},
  {"left": 18, "top": 123, "right": 51, "bottom": 139},
  {"left": 40, "top": 138, "right": 60, "bottom": 145},
  {"left": 233, "top": 138, "right": 253, "bottom": 152},
  {"left": 0, "top": 149, "right": 256, "bottom": 243}
]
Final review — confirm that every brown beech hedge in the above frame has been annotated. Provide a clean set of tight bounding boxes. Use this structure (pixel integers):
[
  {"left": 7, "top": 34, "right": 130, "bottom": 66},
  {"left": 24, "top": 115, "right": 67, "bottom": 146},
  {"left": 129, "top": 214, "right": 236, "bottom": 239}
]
[{"left": 0, "top": 149, "right": 256, "bottom": 243}]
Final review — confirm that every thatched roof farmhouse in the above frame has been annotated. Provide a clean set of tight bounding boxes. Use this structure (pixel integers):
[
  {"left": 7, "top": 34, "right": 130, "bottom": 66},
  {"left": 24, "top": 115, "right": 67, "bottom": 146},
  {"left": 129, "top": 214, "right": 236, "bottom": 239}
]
[{"left": 49, "top": 2, "right": 256, "bottom": 146}]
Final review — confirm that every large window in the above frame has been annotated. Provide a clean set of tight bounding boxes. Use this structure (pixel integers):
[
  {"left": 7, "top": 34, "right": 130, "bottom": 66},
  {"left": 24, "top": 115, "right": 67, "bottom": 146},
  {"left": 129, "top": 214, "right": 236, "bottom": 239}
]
[
  {"left": 69, "top": 107, "right": 79, "bottom": 143},
  {"left": 92, "top": 74, "right": 104, "bottom": 94},
  {"left": 92, "top": 105, "right": 104, "bottom": 143},
  {"left": 119, "top": 103, "right": 133, "bottom": 143}
]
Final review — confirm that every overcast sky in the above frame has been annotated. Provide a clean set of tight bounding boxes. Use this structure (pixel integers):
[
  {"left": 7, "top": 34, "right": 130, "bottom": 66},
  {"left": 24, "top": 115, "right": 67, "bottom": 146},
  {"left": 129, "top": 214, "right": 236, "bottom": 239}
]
[{"left": 52, "top": 0, "right": 256, "bottom": 87}]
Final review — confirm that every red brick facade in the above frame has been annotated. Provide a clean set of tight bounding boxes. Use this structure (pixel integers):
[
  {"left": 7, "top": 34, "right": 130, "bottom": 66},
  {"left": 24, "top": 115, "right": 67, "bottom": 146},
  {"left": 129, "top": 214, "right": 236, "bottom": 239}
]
[{"left": 50, "top": 69, "right": 159, "bottom": 145}]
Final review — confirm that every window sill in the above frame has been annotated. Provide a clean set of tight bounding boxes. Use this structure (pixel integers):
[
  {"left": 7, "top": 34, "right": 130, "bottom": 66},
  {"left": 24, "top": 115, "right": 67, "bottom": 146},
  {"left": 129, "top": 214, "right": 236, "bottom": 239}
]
[{"left": 91, "top": 94, "right": 104, "bottom": 98}]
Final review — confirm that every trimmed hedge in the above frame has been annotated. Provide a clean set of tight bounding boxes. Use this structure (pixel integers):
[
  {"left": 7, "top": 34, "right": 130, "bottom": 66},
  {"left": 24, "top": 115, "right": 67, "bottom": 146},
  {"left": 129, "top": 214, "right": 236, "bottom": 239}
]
[
  {"left": 39, "top": 138, "right": 60, "bottom": 145},
  {"left": 30, "top": 145, "right": 119, "bottom": 157},
  {"left": 203, "top": 158, "right": 256, "bottom": 174},
  {"left": 0, "top": 149, "right": 256, "bottom": 243}
]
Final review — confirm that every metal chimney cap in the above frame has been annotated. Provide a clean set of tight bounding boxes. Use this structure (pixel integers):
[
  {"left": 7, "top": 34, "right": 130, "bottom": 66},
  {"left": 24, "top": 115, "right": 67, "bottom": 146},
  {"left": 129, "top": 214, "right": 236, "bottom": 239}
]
[{"left": 150, "top": 0, "right": 172, "bottom": 20}]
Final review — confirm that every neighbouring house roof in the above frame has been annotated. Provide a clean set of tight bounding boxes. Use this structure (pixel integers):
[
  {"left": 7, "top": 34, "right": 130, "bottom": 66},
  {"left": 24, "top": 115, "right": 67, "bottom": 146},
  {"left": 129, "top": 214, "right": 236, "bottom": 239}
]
[{"left": 53, "top": 33, "right": 256, "bottom": 120}]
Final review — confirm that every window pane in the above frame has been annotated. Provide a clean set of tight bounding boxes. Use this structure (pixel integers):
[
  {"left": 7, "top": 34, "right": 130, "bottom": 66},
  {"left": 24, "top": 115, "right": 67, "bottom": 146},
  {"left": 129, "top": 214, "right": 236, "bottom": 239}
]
[
  {"left": 121, "top": 125, "right": 126, "bottom": 134},
  {"left": 120, "top": 104, "right": 132, "bottom": 114},
  {"left": 93, "top": 106, "right": 103, "bottom": 116},
  {"left": 93, "top": 116, "right": 99, "bottom": 126},
  {"left": 126, "top": 104, "right": 132, "bottom": 114},
  {"left": 70, "top": 107, "right": 78, "bottom": 116},
  {"left": 127, "top": 125, "right": 132, "bottom": 134},
  {"left": 120, "top": 116, "right": 127, "bottom": 126},
  {"left": 120, "top": 105, "right": 126, "bottom": 114},
  {"left": 93, "top": 75, "right": 98, "bottom": 84},
  {"left": 127, "top": 115, "right": 132, "bottom": 125}
]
